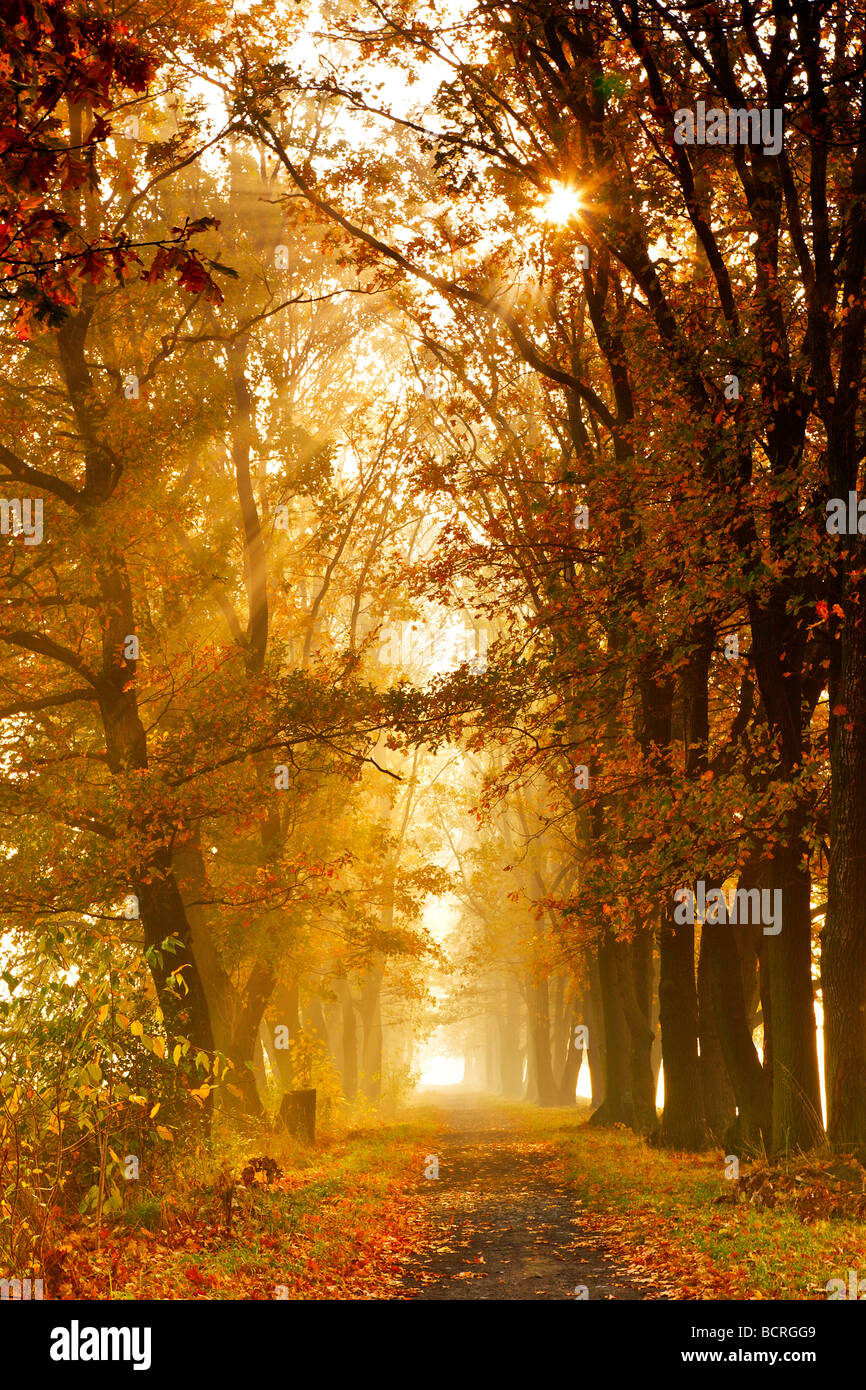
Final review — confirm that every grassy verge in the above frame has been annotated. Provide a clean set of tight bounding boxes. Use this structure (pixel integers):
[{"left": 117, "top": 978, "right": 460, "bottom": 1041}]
[
  {"left": 52, "top": 1112, "right": 440, "bottom": 1301},
  {"left": 497, "top": 1101, "right": 866, "bottom": 1300}
]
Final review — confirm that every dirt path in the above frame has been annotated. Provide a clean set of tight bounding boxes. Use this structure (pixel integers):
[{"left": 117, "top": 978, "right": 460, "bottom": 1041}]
[{"left": 399, "top": 1093, "right": 658, "bottom": 1301}]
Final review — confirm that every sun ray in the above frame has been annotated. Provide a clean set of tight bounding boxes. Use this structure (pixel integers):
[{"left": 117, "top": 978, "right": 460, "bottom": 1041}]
[{"left": 535, "top": 182, "right": 583, "bottom": 224}]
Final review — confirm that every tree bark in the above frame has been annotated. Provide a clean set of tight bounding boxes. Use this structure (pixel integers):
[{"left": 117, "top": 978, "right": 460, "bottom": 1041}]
[
  {"left": 557, "top": 989, "right": 583, "bottom": 1104},
  {"left": 529, "top": 976, "right": 558, "bottom": 1105},
  {"left": 767, "top": 840, "right": 823, "bottom": 1152},
  {"left": 658, "top": 908, "right": 709, "bottom": 1149},
  {"left": 702, "top": 917, "right": 771, "bottom": 1152},
  {"left": 270, "top": 982, "right": 300, "bottom": 1091},
  {"left": 642, "top": 654, "right": 708, "bottom": 1149},
  {"left": 359, "top": 960, "right": 384, "bottom": 1101},
  {"left": 588, "top": 935, "right": 633, "bottom": 1125},
  {"left": 697, "top": 922, "right": 738, "bottom": 1144},
  {"left": 226, "top": 960, "right": 276, "bottom": 1116},
  {"left": 585, "top": 956, "right": 607, "bottom": 1109},
  {"left": 497, "top": 976, "right": 524, "bottom": 1096},
  {"left": 613, "top": 934, "right": 657, "bottom": 1133},
  {"left": 335, "top": 978, "right": 358, "bottom": 1101},
  {"left": 825, "top": 577, "right": 866, "bottom": 1152}
]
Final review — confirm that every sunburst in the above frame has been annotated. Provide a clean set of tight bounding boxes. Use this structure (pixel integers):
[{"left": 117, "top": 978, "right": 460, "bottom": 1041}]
[{"left": 535, "top": 182, "right": 583, "bottom": 224}]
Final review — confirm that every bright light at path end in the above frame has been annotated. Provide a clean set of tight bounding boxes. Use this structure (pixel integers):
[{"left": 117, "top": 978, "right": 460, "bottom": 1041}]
[{"left": 419, "top": 1055, "right": 464, "bottom": 1087}]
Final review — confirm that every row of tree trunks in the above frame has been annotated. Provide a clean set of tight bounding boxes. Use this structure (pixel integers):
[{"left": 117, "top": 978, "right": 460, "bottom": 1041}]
[
  {"left": 249, "top": 970, "right": 384, "bottom": 1113},
  {"left": 477, "top": 959, "right": 617, "bottom": 1112},
  {"left": 479, "top": 880, "right": 785, "bottom": 1161}
]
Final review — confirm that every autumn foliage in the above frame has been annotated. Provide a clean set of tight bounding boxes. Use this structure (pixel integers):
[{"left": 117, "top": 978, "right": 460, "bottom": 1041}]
[{"left": 2, "top": 0, "right": 866, "bottom": 1306}]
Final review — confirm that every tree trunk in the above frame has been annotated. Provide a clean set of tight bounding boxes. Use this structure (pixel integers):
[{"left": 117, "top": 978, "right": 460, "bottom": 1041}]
[
  {"left": 257, "top": 1019, "right": 282, "bottom": 1110},
  {"left": 336, "top": 978, "right": 358, "bottom": 1101},
  {"left": 614, "top": 934, "right": 657, "bottom": 1133},
  {"left": 658, "top": 908, "right": 709, "bottom": 1150},
  {"left": 172, "top": 832, "right": 234, "bottom": 1055},
  {"left": 53, "top": 305, "right": 218, "bottom": 1073},
  {"left": 252, "top": 1034, "right": 268, "bottom": 1106},
  {"left": 134, "top": 850, "right": 214, "bottom": 1055},
  {"left": 523, "top": 980, "right": 538, "bottom": 1102},
  {"left": 697, "top": 922, "right": 737, "bottom": 1144},
  {"left": 550, "top": 974, "right": 569, "bottom": 1084},
  {"left": 497, "top": 977, "right": 524, "bottom": 1096},
  {"left": 767, "top": 840, "right": 823, "bottom": 1152},
  {"left": 359, "top": 960, "right": 384, "bottom": 1101},
  {"left": 226, "top": 960, "right": 276, "bottom": 1116},
  {"left": 825, "top": 580, "right": 866, "bottom": 1152},
  {"left": 270, "top": 982, "right": 300, "bottom": 1092},
  {"left": 747, "top": 599, "right": 824, "bottom": 1154},
  {"left": 303, "top": 993, "right": 330, "bottom": 1052},
  {"left": 642, "top": 653, "right": 707, "bottom": 1149},
  {"left": 281, "top": 1089, "right": 316, "bottom": 1145},
  {"left": 99, "top": 650, "right": 215, "bottom": 1058},
  {"left": 558, "top": 989, "right": 583, "bottom": 1104},
  {"left": 586, "top": 956, "right": 607, "bottom": 1108},
  {"left": 485, "top": 1012, "right": 498, "bottom": 1094},
  {"left": 589, "top": 935, "right": 633, "bottom": 1125},
  {"left": 530, "top": 976, "right": 558, "bottom": 1105},
  {"left": 702, "top": 918, "right": 771, "bottom": 1151},
  {"left": 650, "top": 948, "right": 662, "bottom": 1102}
]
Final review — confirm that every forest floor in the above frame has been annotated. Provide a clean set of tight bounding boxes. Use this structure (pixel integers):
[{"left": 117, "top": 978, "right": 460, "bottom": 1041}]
[
  {"left": 43, "top": 1091, "right": 866, "bottom": 1299},
  {"left": 48, "top": 1118, "right": 437, "bottom": 1300}
]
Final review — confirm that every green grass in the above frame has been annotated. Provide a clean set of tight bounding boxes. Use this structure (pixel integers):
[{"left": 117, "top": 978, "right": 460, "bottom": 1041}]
[{"left": 121, "top": 1196, "right": 164, "bottom": 1231}]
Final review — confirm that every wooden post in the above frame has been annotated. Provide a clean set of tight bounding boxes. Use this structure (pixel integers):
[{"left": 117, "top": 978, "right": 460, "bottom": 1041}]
[{"left": 280, "top": 1088, "right": 316, "bottom": 1144}]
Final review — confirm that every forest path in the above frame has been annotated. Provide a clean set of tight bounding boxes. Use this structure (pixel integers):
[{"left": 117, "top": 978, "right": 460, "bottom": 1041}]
[{"left": 398, "top": 1092, "right": 657, "bottom": 1301}]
